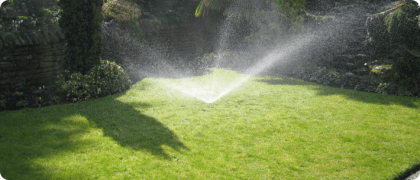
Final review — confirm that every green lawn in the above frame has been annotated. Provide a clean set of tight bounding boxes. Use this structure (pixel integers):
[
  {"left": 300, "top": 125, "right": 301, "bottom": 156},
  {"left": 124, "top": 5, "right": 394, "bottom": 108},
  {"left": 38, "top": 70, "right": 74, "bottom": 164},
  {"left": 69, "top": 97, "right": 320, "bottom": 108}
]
[{"left": 1, "top": 69, "right": 419, "bottom": 179}]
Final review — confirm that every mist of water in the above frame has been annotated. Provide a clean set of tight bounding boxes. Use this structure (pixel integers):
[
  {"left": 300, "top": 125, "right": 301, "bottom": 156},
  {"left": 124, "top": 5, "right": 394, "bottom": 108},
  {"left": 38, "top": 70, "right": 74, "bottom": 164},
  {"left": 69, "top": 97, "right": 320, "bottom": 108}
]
[
  {"left": 155, "top": 1, "right": 322, "bottom": 104},
  {"left": 161, "top": 33, "right": 314, "bottom": 104},
  {"left": 123, "top": 1, "right": 323, "bottom": 104}
]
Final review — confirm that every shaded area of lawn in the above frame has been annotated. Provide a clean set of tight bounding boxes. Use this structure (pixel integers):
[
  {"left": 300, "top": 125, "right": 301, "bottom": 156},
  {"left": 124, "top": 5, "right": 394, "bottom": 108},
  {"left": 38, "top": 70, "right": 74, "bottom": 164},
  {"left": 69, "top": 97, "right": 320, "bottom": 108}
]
[
  {"left": 393, "top": 162, "right": 420, "bottom": 180},
  {"left": 0, "top": 93, "right": 188, "bottom": 179},
  {"left": 257, "top": 76, "right": 419, "bottom": 109},
  {"left": 79, "top": 95, "right": 189, "bottom": 158}
]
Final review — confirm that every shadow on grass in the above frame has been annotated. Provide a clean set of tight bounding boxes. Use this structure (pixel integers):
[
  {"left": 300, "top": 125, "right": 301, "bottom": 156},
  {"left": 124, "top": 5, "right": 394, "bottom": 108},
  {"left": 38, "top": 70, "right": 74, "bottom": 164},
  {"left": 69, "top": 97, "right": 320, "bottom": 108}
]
[
  {"left": 257, "top": 77, "right": 419, "bottom": 109},
  {"left": 0, "top": 92, "right": 188, "bottom": 179},
  {"left": 257, "top": 77, "right": 312, "bottom": 86},
  {"left": 393, "top": 162, "right": 420, "bottom": 180},
  {"left": 81, "top": 94, "right": 189, "bottom": 158}
]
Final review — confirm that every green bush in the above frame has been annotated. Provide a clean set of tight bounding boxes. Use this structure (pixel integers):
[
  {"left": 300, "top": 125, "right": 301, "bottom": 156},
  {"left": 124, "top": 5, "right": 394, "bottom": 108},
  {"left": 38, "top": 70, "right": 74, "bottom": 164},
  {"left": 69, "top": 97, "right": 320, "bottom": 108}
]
[
  {"left": 56, "top": 60, "right": 132, "bottom": 102},
  {"left": 0, "top": 86, "right": 54, "bottom": 111}
]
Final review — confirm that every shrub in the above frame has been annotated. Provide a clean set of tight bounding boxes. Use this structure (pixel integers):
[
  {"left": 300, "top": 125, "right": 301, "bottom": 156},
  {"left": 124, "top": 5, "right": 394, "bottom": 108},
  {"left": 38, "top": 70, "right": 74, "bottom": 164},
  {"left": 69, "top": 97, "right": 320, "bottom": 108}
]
[
  {"left": 55, "top": 60, "right": 132, "bottom": 102},
  {"left": 0, "top": 86, "right": 54, "bottom": 111}
]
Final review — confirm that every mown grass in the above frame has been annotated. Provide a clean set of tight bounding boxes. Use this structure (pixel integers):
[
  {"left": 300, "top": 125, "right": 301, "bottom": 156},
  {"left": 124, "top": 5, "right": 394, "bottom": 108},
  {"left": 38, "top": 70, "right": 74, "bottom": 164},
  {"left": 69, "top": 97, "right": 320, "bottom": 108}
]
[{"left": 1, "top": 69, "right": 419, "bottom": 179}]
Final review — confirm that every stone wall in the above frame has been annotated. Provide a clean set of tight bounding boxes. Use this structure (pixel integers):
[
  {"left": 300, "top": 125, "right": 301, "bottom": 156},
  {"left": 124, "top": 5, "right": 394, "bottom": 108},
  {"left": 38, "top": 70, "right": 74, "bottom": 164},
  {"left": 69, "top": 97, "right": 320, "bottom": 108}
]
[
  {"left": 0, "top": 24, "right": 65, "bottom": 93},
  {"left": 1, "top": 17, "right": 214, "bottom": 94}
]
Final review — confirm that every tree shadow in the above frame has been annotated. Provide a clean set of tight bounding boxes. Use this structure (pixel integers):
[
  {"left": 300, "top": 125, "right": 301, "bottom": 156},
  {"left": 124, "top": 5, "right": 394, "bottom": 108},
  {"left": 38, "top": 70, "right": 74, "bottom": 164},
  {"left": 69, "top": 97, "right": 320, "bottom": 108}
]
[
  {"left": 256, "top": 77, "right": 312, "bottom": 86},
  {"left": 256, "top": 77, "right": 420, "bottom": 109},
  {"left": 80, "top": 94, "right": 189, "bottom": 158},
  {"left": 0, "top": 92, "right": 188, "bottom": 179},
  {"left": 311, "top": 86, "right": 419, "bottom": 108},
  {"left": 392, "top": 161, "right": 420, "bottom": 180}
]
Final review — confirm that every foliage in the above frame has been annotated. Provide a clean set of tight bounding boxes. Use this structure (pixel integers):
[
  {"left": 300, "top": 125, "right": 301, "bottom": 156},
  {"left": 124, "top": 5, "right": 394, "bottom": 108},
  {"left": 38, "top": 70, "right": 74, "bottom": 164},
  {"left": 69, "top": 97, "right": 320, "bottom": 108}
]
[
  {"left": 382, "top": 55, "right": 420, "bottom": 96},
  {"left": 102, "top": 0, "right": 142, "bottom": 22},
  {"left": 0, "top": 86, "right": 56, "bottom": 111},
  {"left": 55, "top": 60, "right": 132, "bottom": 102},
  {"left": 384, "top": 3, "right": 420, "bottom": 50},
  {"left": 194, "top": 0, "right": 230, "bottom": 17},
  {"left": 380, "top": 4, "right": 420, "bottom": 96},
  {"left": 193, "top": 0, "right": 306, "bottom": 48},
  {"left": 364, "top": 2, "right": 420, "bottom": 96},
  {"left": 243, "top": 6, "right": 290, "bottom": 46},
  {"left": 276, "top": 0, "right": 305, "bottom": 33},
  {"left": 21, "top": 0, "right": 45, "bottom": 16},
  {"left": 126, "top": 0, "right": 155, "bottom": 12},
  {"left": 58, "top": 0, "right": 104, "bottom": 74},
  {"left": 290, "top": 65, "right": 405, "bottom": 95},
  {"left": 194, "top": 0, "right": 305, "bottom": 21},
  {"left": 130, "top": 22, "right": 145, "bottom": 41},
  {"left": 41, "top": 8, "right": 54, "bottom": 17},
  {"left": 292, "top": 66, "right": 345, "bottom": 86},
  {"left": 194, "top": 0, "right": 277, "bottom": 26}
]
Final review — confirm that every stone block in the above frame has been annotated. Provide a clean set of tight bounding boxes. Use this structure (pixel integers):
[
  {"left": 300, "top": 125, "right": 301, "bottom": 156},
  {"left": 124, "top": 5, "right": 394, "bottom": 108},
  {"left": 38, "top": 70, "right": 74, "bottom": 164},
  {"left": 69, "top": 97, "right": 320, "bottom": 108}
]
[
  {"left": 38, "top": 30, "right": 49, "bottom": 46},
  {"left": 23, "top": 63, "right": 38, "bottom": 71},
  {"left": 14, "top": 56, "right": 28, "bottom": 62},
  {"left": 0, "top": 32, "right": 9, "bottom": 48},
  {"left": 2, "top": 56, "right": 14, "bottom": 62},
  {"left": 17, "top": 34, "right": 27, "bottom": 46},
  {"left": 39, "top": 28, "right": 51, "bottom": 43},
  {"left": 0, "top": 62, "right": 14, "bottom": 68},
  {"left": 8, "top": 34, "right": 22, "bottom": 47},
  {"left": 40, "top": 55, "right": 55, "bottom": 62},
  {"left": 40, "top": 62, "right": 56, "bottom": 68},
  {"left": 23, "top": 33, "right": 33, "bottom": 46},
  {"left": 29, "top": 31, "right": 41, "bottom": 45},
  {"left": 48, "top": 29, "right": 59, "bottom": 43},
  {"left": 32, "top": 31, "right": 46, "bottom": 46},
  {"left": 10, "top": 78, "right": 26, "bottom": 89},
  {"left": 26, "top": 68, "right": 43, "bottom": 76},
  {"left": 0, "top": 33, "right": 11, "bottom": 48},
  {"left": 1, "top": 65, "right": 20, "bottom": 72},
  {"left": 45, "top": 30, "right": 55, "bottom": 43},
  {"left": 54, "top": 26, "right": 65, "bottom": 40},
  {"left": 0, "top": 78, "right": 10, "bottom": 85}
]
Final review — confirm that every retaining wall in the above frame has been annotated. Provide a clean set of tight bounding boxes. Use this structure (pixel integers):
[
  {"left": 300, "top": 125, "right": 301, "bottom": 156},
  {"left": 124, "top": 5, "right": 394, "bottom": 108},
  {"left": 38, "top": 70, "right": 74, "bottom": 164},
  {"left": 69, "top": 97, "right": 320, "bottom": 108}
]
[{"left": 0, "top": 24, "right": 65, "bottom": 93}]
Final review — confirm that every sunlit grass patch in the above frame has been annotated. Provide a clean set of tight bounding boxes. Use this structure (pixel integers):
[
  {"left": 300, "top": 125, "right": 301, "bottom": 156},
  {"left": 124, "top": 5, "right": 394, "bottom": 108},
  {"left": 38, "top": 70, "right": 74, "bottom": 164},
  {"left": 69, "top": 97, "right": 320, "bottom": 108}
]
[{"left": 0, "top": 69, "right": 419, "bottom": 179}]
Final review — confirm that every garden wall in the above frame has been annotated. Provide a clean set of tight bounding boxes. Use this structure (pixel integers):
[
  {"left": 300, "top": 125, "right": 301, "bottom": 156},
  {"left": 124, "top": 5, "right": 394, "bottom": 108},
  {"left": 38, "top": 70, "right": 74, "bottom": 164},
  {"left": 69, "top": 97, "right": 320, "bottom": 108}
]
[
  {"left": 0, "top": 24, "right": 65, "bottom": 94},
  {"left": 0, "top": 20, "right": 213, "bottom": 94}
]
